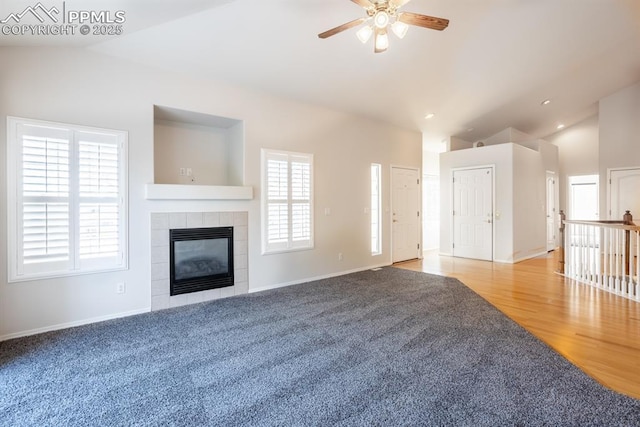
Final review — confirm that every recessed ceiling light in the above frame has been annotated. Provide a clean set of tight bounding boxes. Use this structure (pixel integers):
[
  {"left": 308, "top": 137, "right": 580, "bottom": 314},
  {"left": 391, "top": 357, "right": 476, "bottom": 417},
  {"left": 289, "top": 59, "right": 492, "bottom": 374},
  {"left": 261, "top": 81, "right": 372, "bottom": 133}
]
[
  {"left": 425, "top": 113, "right": 435, "bottom": 120},
  {"left": 557, "top": 124, "right": 565, "bottom": 130},
  {"left": 467, "top": 128, "right": 474, "bottom": 132},
  {"left": 541, "top": 99, "right": 551, "bottom": 106}
]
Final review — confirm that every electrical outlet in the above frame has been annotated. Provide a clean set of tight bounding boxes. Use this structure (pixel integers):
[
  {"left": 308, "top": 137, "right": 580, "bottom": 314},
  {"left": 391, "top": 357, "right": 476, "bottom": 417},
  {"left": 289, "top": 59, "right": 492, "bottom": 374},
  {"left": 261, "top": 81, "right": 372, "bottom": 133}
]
[
  {"left": 186, "top": 168, "right": 193, "bottom": 176},
  {"left": 116, "top": 282, "right": 126, "bottom": 294},
  {"left": 179, "top": 168, "right": 186, "bottom": 176},
  {"left": 338, "top": 253, "right": 343, "bottom": 261}
]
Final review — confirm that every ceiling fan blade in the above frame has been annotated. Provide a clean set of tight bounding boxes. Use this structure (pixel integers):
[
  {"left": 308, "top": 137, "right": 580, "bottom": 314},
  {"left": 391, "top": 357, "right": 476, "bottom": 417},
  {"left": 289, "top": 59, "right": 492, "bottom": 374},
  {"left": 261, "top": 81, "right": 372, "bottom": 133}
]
[
  {"left": 318, "top": 17, "right": 366, "bottom": 39},
  {"left": 390, "top": 0, "right": 412, "bottom": 7},
  {"left": 351, "top": 0, "right": 374, "bottom": 8},
  {"left": 374, "top": 27, "right": 388, "bottom": 53},
  {"left": 398, "top": 11, "right": 449, "bottom": 31}
]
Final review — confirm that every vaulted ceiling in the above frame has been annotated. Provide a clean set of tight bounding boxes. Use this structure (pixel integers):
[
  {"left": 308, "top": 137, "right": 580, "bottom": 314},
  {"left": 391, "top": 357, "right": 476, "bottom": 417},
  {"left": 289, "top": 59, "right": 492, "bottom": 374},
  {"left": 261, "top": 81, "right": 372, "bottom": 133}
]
[{"left": 3, "top": 0, "right": 640, "bottom": 150}]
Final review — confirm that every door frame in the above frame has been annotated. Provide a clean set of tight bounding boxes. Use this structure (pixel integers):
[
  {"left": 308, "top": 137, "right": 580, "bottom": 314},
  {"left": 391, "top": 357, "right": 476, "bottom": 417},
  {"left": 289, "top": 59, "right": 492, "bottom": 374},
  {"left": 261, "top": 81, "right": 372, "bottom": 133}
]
[
  {"left": 390, "top": 165, "right": 422, "bottom": 263},
  {"left": 450, "top": 164, "right": 496, "bottom": 261},
  {"left": 607, "top": 166, "right": 640, "bottom": 220},
  {"left": 545, "top": 170, "right": 558, "bottom": 251}
]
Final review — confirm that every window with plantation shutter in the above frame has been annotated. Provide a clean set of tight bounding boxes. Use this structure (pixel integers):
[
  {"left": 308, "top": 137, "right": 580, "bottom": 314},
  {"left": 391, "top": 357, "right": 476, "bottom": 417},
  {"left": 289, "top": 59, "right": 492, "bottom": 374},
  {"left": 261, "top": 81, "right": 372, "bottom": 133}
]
[
  {"left": 261, "top": 149, "right": 314, "bottom": 254},
  {"left": 7, "top": 117, "right": 128, "bottom": 281}
]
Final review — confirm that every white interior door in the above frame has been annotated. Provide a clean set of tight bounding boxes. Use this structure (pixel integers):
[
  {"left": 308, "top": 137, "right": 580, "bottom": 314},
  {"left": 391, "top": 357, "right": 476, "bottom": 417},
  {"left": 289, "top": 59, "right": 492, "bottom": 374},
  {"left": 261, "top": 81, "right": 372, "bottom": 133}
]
[
  {"left": 609, "top": 168, "right": 640, "bottom": 220},
  {"left": 546, "top": 171, "right": 557, "bottom": 251},
  {"left": 453, "top": 167, "right": 493, "bottom": 261},
  {"left": 392, "top": 167, "right": 420, "bottom": 263}
]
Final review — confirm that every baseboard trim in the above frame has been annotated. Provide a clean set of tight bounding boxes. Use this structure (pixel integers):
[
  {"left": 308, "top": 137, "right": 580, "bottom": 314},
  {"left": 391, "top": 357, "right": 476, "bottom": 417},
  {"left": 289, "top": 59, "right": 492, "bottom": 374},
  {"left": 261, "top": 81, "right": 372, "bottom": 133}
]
[
  {"left": 512, "top": 250, "right": 549, "bottom": 264},
  {"left": 249, "top": 263, "right": 392, "bottom": 294},
  {"left": 494, "top": 250, "right": 549, "bottom": 265},
  {"left": 0, "top": 308, "right": 150, "bottom": 342}
]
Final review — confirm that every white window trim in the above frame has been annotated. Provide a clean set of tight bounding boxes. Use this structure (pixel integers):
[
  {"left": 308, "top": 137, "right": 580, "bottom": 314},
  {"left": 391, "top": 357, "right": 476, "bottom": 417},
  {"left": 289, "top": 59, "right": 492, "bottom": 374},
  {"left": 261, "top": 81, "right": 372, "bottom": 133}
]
[
  {"left": 261, "top": 148, "right": 314, "bottom": 255},
  {"left": 7, "top": 116, "right": 128, "bottom": 282}
]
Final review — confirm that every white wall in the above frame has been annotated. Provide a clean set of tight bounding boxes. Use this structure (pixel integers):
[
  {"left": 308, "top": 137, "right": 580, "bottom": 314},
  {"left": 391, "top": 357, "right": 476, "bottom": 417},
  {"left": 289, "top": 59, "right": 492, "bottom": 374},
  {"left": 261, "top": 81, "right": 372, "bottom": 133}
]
[
  {"left": 512, "top": 144, "right": 547, "bottom": 261},
  {"left": 440, "top": 144, "right": 514, "bottom": 261},
  {"left": 440, "top": 141, "right": 557, "bottom": 262},
  {"left": 0, "top": 47, "right": 421, "bottom": 339},
  {"left": 599, "top": 82, "right": 640, "bottom": 218},
  {"left": 227, "top": 122, "right": 244, "bottom": 186},
  {"left": 449, "top": 137, "right": 473, "bottom": 151},
  {"left": 480, "top": 127, "right": 532, "bottom": 147},
  {"left": 154, "top": 120, "right": 230, "bottom": 185},
  {"left": 545, "top": 115, "right": 599, "bottom": 212}
]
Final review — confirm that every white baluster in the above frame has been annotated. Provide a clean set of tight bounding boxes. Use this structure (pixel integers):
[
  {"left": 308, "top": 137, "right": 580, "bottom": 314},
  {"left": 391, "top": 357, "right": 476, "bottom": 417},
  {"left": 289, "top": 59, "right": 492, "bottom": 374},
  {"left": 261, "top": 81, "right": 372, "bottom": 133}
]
[
  {"left": 598, "top": 228, "right": 609, "bottom": 288},
  {"left": 567, "top": 223, "right": 574, "bottom": 279},
  {"left": 615, "top": 229, "right": 621, "bottom": 293},
  {"left": 622, "top": 227, "right": 628, "bottom": 296},
  {"left": 636, "top": 230, "right": 639, "bottom": 300},
  {"left": 609, "top": 228, "right": 615, "bottom": 291}
]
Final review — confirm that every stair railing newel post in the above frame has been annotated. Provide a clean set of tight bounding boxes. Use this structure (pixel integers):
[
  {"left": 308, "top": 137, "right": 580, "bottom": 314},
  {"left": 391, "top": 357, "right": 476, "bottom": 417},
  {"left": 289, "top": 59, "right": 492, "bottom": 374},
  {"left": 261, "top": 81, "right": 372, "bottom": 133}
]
[{"left": 558, "top": 210, "right": 566, "bottom": 274}]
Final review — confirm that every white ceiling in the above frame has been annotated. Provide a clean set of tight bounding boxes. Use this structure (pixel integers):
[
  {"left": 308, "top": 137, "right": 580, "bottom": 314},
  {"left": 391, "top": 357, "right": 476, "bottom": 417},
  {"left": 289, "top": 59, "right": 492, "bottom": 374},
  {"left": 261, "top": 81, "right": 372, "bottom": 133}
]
[{"left": 3, "top": 0, "right": 640, "bottom": 150}]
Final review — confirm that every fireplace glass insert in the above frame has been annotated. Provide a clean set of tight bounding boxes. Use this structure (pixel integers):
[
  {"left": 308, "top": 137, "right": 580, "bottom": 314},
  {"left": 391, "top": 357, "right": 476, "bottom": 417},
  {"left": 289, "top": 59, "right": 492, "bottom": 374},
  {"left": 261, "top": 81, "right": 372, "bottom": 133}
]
[{"left": 170, "top": 227, "right": 234, "bottom": 296}]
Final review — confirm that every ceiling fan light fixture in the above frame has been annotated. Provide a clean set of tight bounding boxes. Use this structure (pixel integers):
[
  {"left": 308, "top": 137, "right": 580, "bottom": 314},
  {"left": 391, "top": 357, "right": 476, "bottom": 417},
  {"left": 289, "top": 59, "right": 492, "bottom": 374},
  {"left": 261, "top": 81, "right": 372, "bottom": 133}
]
[
  {"left": 318, "top": 2, "right": 449, "bottom": 53},
  {"left": 374, "top": 11, "right": 390, "bottom": 29},
  {"left": 375, "top": 31, "right": 389, "bottom": 51},
  {"left": 391, "top": 20, "right": 409, "bottom": 39},
  {"left": 356, "top": 25, "right": 374, "bottom": 43}
]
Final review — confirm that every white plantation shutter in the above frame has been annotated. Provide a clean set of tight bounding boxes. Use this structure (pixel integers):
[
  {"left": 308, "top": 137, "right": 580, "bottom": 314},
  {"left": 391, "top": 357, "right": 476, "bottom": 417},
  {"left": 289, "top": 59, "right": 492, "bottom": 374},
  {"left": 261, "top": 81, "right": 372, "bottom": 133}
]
[
  {"left": 262, "top": 149, "right": 314, "bottom": 253},
  {"left": 291, "top": 158, "right": 311, "bottom": 242},
  {"left": 267, "top": 156, "right": 289, "bottom": 244},
  {"left": 19, "top": 125, "right": 71, "bottom": 271},
  {"left": 77, "top": 134, "right": 121, "bottom": 262},
  {"left": 7, "top": 117, "right": 128, "bottom": 281}
]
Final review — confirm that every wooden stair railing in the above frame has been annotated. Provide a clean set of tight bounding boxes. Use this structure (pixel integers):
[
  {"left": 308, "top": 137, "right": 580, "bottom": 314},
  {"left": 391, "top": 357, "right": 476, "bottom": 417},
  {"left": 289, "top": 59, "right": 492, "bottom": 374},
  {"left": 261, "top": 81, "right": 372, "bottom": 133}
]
[{"left": 558, "top": 211, "right": 640, "bottom": 301}]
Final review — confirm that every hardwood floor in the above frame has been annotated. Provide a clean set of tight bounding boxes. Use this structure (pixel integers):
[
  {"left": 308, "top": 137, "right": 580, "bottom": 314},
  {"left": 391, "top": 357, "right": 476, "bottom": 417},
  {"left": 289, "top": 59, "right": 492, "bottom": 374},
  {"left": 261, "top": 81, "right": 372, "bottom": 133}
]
[{"left": 395, "top": 251, "right": 640, "bottom": 400}]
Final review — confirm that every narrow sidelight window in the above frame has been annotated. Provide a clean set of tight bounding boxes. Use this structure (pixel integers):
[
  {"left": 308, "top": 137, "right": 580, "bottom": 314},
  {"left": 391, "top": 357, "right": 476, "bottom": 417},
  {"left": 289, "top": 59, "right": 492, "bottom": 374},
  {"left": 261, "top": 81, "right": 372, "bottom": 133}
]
[{"left": 371, "top": 163, "right": 382, "bottom": 255}]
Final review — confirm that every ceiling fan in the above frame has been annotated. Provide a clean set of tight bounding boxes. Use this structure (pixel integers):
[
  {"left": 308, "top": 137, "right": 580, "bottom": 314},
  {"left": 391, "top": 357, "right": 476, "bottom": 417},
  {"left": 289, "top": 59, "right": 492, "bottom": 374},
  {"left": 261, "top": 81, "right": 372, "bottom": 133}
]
[{"left": 318, "top": 0, "right": 449, "bottom": 53}]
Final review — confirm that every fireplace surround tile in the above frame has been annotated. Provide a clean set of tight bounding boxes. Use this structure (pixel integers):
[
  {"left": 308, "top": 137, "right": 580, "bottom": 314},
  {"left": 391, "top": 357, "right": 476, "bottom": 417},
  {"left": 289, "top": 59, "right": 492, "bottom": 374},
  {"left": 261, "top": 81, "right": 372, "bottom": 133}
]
[
  {"left": 150, "top": 213, "right": 169, "bottom": 230},
  {"left": 219, "top": 212, "right": 233, "bottom": 226},
  {"left": 169, "top": 213, "right": 187, "bottom": 229},
  {"left": 186, "top": 212, "right": 204, "bottom": 228},
  {"left": 204, "top": 212, "right": 220, "bottom": 227},
  {"left": 234, "top": 212, "right": 248, "bottom": 225},
  {"left": 151, "top": 279, "right": 168, "bottom": 297},
  {"left": 149, "top": 211, "right": 249, "bottom": 311}
]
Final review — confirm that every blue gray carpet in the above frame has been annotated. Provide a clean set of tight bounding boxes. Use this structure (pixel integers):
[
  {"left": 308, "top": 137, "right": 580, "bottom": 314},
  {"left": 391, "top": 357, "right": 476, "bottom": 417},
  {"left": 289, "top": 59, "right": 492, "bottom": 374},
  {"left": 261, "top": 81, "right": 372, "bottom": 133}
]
[{"left": 1, "top": 268, "right": 639, "bottom": 426}]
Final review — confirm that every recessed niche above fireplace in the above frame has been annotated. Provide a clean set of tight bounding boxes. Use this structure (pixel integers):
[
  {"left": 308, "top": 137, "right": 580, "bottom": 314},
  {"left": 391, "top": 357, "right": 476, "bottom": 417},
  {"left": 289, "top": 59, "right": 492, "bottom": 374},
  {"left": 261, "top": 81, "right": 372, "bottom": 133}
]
[{"left": 148, "top": 105, "right": 253, "bottom": 201}]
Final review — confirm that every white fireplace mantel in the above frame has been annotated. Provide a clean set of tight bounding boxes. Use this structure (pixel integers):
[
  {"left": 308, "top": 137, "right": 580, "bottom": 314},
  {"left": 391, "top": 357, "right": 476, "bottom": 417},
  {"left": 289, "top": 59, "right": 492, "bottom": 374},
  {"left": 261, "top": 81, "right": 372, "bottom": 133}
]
[{"left": 145, "top": 184, "right": 253, "bottom": 201}]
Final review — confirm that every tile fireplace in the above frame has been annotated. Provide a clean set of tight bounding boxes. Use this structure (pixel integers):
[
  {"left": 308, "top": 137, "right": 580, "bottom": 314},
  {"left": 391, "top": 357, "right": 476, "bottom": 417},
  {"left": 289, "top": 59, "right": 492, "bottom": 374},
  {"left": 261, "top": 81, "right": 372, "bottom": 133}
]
[{"left": 150, "top": 211, "right": 248, "bottom": 311}]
